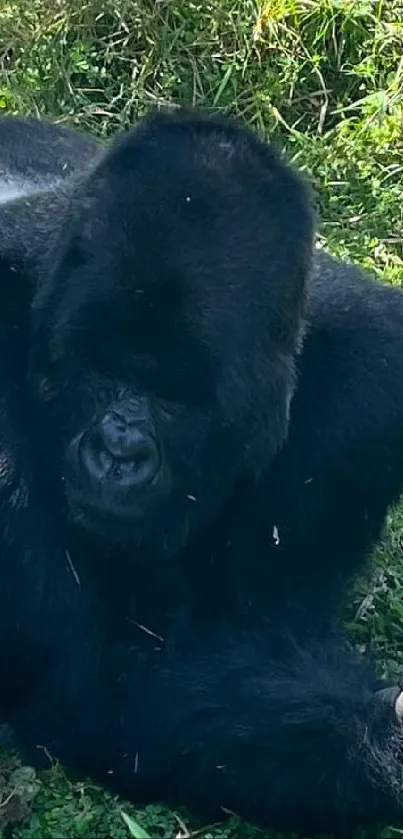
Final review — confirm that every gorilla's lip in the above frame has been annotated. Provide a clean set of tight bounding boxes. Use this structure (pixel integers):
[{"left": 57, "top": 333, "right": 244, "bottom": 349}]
[{"left": 68, "top": 491, "right": 143, "bottom": 528}]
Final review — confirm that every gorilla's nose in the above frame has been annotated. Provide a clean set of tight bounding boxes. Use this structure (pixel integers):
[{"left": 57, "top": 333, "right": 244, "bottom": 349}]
[{"left": 81, "top": 411, "right": 160, "bottom": 487}]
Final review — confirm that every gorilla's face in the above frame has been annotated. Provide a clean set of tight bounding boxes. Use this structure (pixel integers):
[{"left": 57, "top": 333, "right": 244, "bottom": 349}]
[
  {"left": 28, "top": 110, "right": 313, "bottom": 560},
  {"left": 29, "top": 321, "right": 248, "bottom": 561}
]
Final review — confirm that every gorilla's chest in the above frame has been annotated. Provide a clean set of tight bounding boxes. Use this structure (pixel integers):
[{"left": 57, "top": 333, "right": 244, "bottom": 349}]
[{"left": 91, "top": 559, "right": 220, "bottom": 657}]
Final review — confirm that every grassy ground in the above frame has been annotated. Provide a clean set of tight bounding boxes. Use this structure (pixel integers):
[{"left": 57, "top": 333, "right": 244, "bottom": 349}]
[{"left": 0, "top": 0, "right": 402, "bottom": 836}]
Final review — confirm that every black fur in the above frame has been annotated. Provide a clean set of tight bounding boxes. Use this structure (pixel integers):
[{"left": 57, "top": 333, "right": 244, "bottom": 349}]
[{"left": 1, "top": 109, "right": 403, "bottom": 836}]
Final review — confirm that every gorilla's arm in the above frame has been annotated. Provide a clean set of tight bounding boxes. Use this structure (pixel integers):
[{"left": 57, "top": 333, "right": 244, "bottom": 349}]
[
  {"left": 134, "top": 634, "right": 402, "bottom": 836},
  {"left": 264, "top": 251, "right": 403, "bottom": 588},
  {"left": 0, "top": 372, "right": 101, "bottom": 712},
  {"left": 13, "top": 622, "right": 401, "bottom": 837}
]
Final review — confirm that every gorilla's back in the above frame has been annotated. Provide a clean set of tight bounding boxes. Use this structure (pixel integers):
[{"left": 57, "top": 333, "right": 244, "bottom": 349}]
[{"left": 0, "top": 115, "right": 98, "bottom": 190}]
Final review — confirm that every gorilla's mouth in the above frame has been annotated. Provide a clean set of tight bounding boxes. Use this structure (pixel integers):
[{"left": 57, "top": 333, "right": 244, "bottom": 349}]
[
  {"left": 69, "top": 492, "right": 140, "bottom": 525},
  {"left": 63, "top": 424, "right": 163, "bottom": 533}
]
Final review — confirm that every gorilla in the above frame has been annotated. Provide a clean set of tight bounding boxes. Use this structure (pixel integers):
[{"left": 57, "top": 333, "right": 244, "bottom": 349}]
[{"left": 1, "top": 108, "right": 403, "bottom": 837}]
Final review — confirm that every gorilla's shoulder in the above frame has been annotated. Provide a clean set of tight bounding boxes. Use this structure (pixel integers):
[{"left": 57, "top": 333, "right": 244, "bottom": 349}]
[{"left": 309, "top": 248, "right": 403, "bottom": 331}]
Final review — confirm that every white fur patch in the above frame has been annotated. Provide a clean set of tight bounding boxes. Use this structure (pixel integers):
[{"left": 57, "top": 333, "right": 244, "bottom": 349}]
[
  {"left": 395, "top": 691, "right": 403, "bottom": 721},
  {"left": 0, "top": 176, "right": 54, "bottom": 204}
]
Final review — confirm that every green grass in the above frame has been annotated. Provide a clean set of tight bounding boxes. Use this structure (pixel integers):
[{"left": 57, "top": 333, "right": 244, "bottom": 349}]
[{"left": 0, "top": 0, "right": 402, "bottom": 836}]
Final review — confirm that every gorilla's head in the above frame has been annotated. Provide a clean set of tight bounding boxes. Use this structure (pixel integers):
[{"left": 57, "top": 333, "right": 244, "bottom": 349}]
[{"left": 28, "top": 109, "right": 314, "bottom": 560}]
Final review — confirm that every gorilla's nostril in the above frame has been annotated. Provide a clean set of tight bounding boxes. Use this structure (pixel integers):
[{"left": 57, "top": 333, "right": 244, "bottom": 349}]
[
  {"left": 100, "top": 413, "right": 155, "bottom": 462},
  {"left": 80, "top": 415, "right": 160, "bottom": 487}
]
